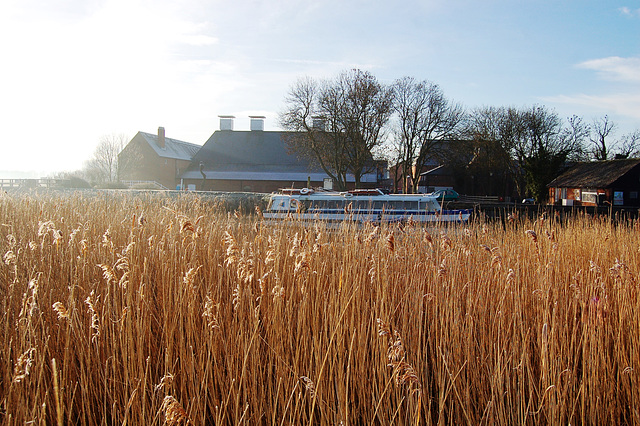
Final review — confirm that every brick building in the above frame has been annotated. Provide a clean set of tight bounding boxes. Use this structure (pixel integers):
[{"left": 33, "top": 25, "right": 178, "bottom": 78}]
[
  {"left": 119, "top": 117, "right": 383, "bottom": 192},
  {"left": 118, "top": 127, "right": 200, "bottom": 189}
]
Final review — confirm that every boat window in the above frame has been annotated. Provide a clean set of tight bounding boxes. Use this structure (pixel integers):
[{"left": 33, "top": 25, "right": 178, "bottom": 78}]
[
  {"left": 404, "top": 201, "right": 419, "bottom": 210},
  {"left": 389, "top": 201, "right": 404, "bottom": 211},
  {"left": 308, "top": 200, "right": 322, "bottom": 210},
  {"left": 354, "top": 200, "right": 373, "bottom": 210},
  {"left": 299, "top": 200, "right": 311, "bottom": 212},
  {"left": 424, "top": 200, "right": 439, "bottom": 210},
  {"left": 270, "top": 197, "right": 288, "bottom": 211},
  {"left": 310, "top": 199, "right": 345, "bottom": 210}
]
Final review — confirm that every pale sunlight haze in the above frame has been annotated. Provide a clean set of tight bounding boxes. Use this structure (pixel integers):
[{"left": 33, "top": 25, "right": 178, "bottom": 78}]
[{"left": 1, "top": 0, "right": 638, "bottom": 177}]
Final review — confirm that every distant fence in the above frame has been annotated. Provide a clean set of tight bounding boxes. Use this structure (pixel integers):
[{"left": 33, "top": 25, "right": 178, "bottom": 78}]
[
  {"left": 458, "top": 194, "right": 503, "bottom": 203},
  {"left": 121, "top": 180, "right": 169, "bottom": 190},
  {"left": 0, "top": 178, "right": 70, "bottom": 189},
  {"left": 471, "top": 203, "right": 640, "bottom": 222}
]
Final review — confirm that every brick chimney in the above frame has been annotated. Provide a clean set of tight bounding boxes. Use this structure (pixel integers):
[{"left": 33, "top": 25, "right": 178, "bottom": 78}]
[
  {"left": 158, "top": 127, "right": 166, "bottom": 148},
  {"left": 250, "top": 116, "right": 265, "bottom": 131},
  {"left": 219, "top": 115, "right": 235, "bottom": 131}
]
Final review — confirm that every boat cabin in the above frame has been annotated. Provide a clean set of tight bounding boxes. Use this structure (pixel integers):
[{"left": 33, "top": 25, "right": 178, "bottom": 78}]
[{"left": 267, "top": 189, "right": 441, "bottom": 213}]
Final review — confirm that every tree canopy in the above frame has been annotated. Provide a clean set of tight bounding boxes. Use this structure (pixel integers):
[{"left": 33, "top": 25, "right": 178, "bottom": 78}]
[
  {"left": 279, "top": 70, "right": 393, "bottom": 190},
  {"left": 391, "top": 77, "right": 465, "bottom": 193},
  {"left": 82, "top": 133, "right": 128, "bottom": 185}
]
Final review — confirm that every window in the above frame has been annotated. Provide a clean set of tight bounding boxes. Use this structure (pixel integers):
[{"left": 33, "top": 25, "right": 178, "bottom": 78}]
[
  {"left": 614, "top": 191, "right": 624, "bottom": 206},
  {"left": 423, "top": 200, "right": 439, "bottom": 210},
  {"left": 403, "top": 201, "right": 419, "bottom": 210},
  {"left": 582, "top": 192, "right": 597, "bottom": 204},
  {"left": 354, "top": 200, "right": 373, "bottom": 210}
]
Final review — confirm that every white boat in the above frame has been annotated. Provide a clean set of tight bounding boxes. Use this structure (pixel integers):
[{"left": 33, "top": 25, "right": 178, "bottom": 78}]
[{"left": 263, "top": 188, "right": 471, "bottom": 223}]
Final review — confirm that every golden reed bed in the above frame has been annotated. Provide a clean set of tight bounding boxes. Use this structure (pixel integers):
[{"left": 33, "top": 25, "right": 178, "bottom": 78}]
[{"left": 1, "top": 191, "right": 638, "bottom": 425}]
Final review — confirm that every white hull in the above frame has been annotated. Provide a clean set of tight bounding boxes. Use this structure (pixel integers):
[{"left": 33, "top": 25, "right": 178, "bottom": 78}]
[
  {"left": 264, "top": 189, "right": 471, "bottom": 223},
  {"left": 263, "top": 210, "right": 470, "bottom": 223}
]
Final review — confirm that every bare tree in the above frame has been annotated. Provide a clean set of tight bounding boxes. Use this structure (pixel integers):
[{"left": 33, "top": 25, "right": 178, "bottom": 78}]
[
  {"left": 340, "top": 70, "right": 394, "bottom": 186},
  {"left": 280, "top": 76, "right": 350, "bottom": 190},
  {"left": 280, "top": 70, "right": 393, "bottom": 190},
  {"left": 617, "top": 130, "right": 640, "bottom": 159},
  {"left": 590, "top": 115, "right": 617, "bottom": 160},
  {"left": 466, "top": 105, "right": 580, "bottom": 201},
  {"left": 465, "top": 106, "right": 530, "bottom": 197},
  {"left": 391, "top": 76, "right": 464, "bottom": 193},
  {"left": 517, "top": 105, "right": 571, "bottom": 201},
  {"left": 559, "top": 115, "right": 590, "bottom": 162},
  {"left": 463, "top": 106, "right": 519, "bottom": 195},
  {"left": 83, "top": 133, "right": 128, "bottom": 184},
  {"left": 587, "top": 116, "right": 640, "bottom": 160}
]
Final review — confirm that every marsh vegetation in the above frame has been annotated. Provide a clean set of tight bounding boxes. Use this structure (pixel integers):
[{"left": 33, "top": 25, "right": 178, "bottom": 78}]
[{"left": 1, "top": 191, "right": 638, "bottom": 424}]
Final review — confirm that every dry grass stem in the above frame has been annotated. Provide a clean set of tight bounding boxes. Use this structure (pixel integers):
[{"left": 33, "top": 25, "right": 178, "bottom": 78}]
[{"left": 1, "top": 191, "right": 639, "bottom": 424}]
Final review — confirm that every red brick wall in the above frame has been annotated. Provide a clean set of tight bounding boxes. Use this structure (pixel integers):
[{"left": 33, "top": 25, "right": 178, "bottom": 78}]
[
  {"left": 183, "top": 179, "right": 326, "bottom": 193},
  {"left": 119, "top": 137, "right": 189, "bottom": 189}
]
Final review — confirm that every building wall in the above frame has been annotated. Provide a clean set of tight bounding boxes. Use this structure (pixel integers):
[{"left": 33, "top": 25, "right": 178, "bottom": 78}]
[
  {"left": 118, "top": 136, "right": 190, "bottom": 189},
  {"left": 548, "top": 187, "right": 613, "bottom": 206},
  {"left": 610, "top": 167, "right": 640, "bottom": 206},
  {"left": 183, "top": 179, "right": 325, "bottom": 193},
  {"left": 548, "top": 163, "right": 640, "bottom": 206},
  {"left": 181, "top": 178, "right": 376, "bottom": 193},
  {"left": 549, "top": 186, "right": 640, "bottom": 207}
]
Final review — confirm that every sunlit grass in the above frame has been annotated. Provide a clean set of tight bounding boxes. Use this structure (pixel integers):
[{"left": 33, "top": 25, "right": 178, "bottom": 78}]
[{"left": 1, "top": 190, "right": 638, "bottom": 424}]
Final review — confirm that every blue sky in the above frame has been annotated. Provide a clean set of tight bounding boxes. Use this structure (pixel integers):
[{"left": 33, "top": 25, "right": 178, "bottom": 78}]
[{"left": 1, "top": 0, "right": 638, "bottom": 176}]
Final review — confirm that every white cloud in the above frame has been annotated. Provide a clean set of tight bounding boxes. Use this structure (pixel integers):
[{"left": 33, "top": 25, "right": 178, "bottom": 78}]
[
  {"left": 177, "top": 33, "right": 219, "bottom": 47},
  {"left": 543, "top": 56, "right": 640, "bottom": 131},
  {"left": 618, "top": 6, "right": 640, "bottom": 17},
  {"left": 577, "top": 56, "right": 640, "bottom": 82},
  {"left": 545, "top": 93, "right": 640, "bottom": 119}
]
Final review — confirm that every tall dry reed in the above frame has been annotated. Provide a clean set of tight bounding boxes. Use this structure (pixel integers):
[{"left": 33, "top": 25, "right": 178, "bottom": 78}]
[{"left": 0, "top": 190, "right": 638, "bottom": 424}]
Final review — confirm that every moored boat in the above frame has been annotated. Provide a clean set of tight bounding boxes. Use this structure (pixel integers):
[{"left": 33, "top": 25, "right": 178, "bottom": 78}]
[{"left": 263, "top": 188, "right": 471, "bottom": 223}]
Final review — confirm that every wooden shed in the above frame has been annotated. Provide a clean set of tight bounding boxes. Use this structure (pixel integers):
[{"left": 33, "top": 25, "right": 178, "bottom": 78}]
[{"left": 547, "top": 159, "right": 640, "bottom": 206}]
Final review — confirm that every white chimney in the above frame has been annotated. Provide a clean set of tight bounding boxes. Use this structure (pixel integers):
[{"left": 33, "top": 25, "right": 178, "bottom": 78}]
[
  {"left": 249, "top": 116, "right": 265, "bottom": 131},
  {"left": 312, "top": 116, "right": 325, "bottom": 131},
  {"left": 219, "top": 115, "right": 235, "bottom": 131}
]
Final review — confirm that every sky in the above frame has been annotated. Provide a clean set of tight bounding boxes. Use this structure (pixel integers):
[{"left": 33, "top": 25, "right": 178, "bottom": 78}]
[{"left": 1, "top": 0, "right": 639, "bottom": 177}]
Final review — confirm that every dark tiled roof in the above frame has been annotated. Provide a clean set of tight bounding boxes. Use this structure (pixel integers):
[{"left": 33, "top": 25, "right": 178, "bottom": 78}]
[
  {"left": 180, "top": 170, "right": 342, "bottom": 181},
  {"left": 191, "top": 131, "right": 308, "bottom": 170},
  {"left": 139, "top": 132, "right": 201, "bottom": 161},
  {"left": 547, "top": 159, "right": 640, "bottom": 188},
  {"left": 183, "top": 130, "right": 324, "bottom": 178},
  {"left": 180, "top": 130, "right": 380, "bottom": 183}
]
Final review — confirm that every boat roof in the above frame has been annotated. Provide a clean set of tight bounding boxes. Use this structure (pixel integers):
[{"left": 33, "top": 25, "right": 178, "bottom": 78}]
[{"left": 273, "top": 189, "right": 439, "bottom": 200}]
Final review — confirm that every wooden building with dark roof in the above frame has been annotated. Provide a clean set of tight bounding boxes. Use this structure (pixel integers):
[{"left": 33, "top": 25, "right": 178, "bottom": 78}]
[
  {"left": 179, "top": 116, "right": 382, "bottom": 192},
  {"left": 547, "top": 159, "right": 640, "bottom": 206}
]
